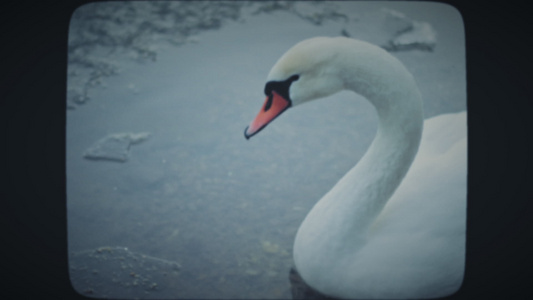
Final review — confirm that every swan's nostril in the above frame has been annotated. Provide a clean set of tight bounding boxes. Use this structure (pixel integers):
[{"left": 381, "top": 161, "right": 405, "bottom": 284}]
[{"left": 264, "top": 94, "right": 273, "bottom": 112}]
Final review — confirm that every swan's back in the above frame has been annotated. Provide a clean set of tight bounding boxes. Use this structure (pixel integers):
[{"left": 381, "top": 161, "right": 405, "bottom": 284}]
[{"left": 293, "top": 111, "right": 466, "bottom": 299}]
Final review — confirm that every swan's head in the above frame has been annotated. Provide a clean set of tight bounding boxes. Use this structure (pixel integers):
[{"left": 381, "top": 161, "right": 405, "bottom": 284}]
[{"left": 244, "top": 37, "right": 346, "bottom": 139}]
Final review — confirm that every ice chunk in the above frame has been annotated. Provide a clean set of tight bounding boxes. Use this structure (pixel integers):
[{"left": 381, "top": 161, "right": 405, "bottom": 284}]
[
  {"left": 341, "top": 8, "right": 437, "bottom": 52},
  {"left": 380, "top": 8, "right": 413, "bottom": 34},
  {"left": 83, "top": 132, "right": 150, "bottom": 162},
  {"left": 291, "top": 2, "right": 348, "bottom": 25},
  {"left": 385, "top": 21, "right": 437, "bottom": 52}
]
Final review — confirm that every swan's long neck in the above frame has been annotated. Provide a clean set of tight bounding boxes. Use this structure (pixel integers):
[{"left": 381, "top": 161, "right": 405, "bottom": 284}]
[
  {"left": 339, "top": 94, "right": 423, "bottom": 236},
  {"left": 294, "top": 42, "right": 423, "bottom": 278},
  {"left": 342, "top": 57, "right": 424, "bottom": 235}
]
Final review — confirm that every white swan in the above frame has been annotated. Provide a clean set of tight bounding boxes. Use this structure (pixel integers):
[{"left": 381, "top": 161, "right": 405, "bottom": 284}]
[{"left": 244, "top": 37, "right": 466, "bottom": 299}]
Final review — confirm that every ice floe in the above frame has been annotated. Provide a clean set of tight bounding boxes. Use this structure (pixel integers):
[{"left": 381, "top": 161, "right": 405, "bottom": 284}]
[
  {"left": 83, "top": 132, "right": 150, "bottom": 162},
  {"left": 341, "top": 7, "right": 437, "bottom": 52}
]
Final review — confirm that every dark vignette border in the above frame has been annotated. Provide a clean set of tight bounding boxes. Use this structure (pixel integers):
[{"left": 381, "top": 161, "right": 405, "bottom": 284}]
[{"left": 1, "top": 0, "right": 532, "bottom": 299}]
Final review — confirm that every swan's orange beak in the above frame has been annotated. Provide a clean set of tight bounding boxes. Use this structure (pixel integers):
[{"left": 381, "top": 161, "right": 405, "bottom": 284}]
[{"left": 244, "top": 91, "right": 291, "bottom": 139}]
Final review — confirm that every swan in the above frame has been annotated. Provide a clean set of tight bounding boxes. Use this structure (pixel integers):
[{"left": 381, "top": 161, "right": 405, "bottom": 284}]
[{"left": 244, "top": 37, "right": 466, "bottom": 299}]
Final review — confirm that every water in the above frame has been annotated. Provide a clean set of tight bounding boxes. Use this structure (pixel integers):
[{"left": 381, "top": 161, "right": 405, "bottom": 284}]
[{"left": 66, "top": 2, "right": 466, "bottom": 298}]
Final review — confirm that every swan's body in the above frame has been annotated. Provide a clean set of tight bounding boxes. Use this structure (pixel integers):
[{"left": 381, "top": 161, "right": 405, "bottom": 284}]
[{"left": 244, "top": 37, "right": 466, "bottom": 299}]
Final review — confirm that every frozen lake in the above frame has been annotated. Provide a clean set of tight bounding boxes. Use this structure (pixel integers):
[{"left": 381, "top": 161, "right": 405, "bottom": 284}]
[{"left": 66, "top": 1, "right": 466, "bottom": 299}]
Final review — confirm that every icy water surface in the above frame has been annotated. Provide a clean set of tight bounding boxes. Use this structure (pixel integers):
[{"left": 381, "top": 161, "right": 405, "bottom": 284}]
[{"left": 66, "top": 1, "right": 465, "bottom": 299}]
